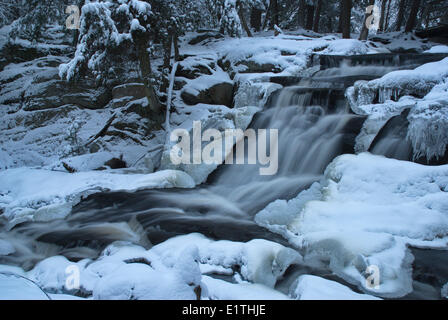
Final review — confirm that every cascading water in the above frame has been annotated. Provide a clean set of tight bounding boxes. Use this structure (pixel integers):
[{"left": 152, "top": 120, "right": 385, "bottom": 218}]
[{"left": 0, "top": 53, "right": 441, "bottom": 270}]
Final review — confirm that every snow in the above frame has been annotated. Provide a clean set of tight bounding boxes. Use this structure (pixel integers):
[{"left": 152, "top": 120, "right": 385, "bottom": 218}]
[
  {"left": 151, "top": 233, "right": 302, "bottom": 288},
  {"left": 0, "top": 239, "right": 15, "bottom": 256},
  {"left": 159, "top": 104, "right": 261, "bottom": 184},
  {"left": 424, "top": 45, "right": 448, "bottom": 54},
  {"left": 347, "top": 58, "right": 448, "bottom": 160},
  {"left": 0, "top": 273, "right": 50, "bottom": 300},
  {"left": 203, "top": 276, "right": 290, "bottom": 300},
  {"left": 290, "top": 275, "right": 381, "bottom": 300},
  {"left": 0, "top": 168, "right": 195, "bottom": 228},
  {"left": 407, "top": 79, "right": 448, "bottom": 160},
  {"left": 319, "top": 39, "right": 369, "bottom": 56},
  {"left": 256, "top": 153, "right": 448, "bottom": 298},
  {"left": 0, "top": 234, "right": 302, "bottom": 300},
  {"left": 442, "top": 283, "right": 448, "bottom": 299},
  {"left": 348, "top": 57, "right": 448, "bottom": 107}
]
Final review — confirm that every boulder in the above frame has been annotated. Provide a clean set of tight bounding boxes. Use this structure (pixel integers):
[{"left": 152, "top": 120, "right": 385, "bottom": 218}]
[
  {"left": 112, "top": 83, "right": 147, "bottom": 100},
  {"left": 181, "top": 82, "right": 234, "bottom": 107},
  {"left": 23, "top": 81, "right": 112, "bottom": 111},
  {"left": 236, "top": 60, "right": 283, "bottom": 74},
  {"left": 176, "top": 64, "right": 213, "bottom": 79},
  {"left": 188, "top": 32, "right": 224, "bottom": 45}
]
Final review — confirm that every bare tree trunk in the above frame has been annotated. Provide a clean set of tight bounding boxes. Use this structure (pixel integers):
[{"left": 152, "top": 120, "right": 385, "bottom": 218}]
[
  {"left": 238, "top": 4, "right": 253, "bottom": 37},
  {"left": 262, "top": 0, "right": 272, "bottom": 30},
  {"left": 161, "top": 34, "right": 173, "bottom": 94},
  {"left": 384, "top": 0, "right": 392, "bottom": 32},
  {"left": 305, "top": 4, "right": 315, "bottom": 30},
  {"left": 135, "top": 40, "right": 162, "bottom": 121},
  {"left": 340, "top": 0, "right": 352, "bottom": 39},
  {"left": 313, "top": 0, "right": 323, "bottom": 32},
  {"left": 379, "top": 0, "right": 387, "bottom": 32},
  {"left": 405, "top": 0, "right": 421, "bottom": 32},
  {"left": 298, "top": 0, "right": 306, "bottom": 27},
  {"left": 250, "top": 7, "right": 263, "bottom": 31},
  {"left": 359, "top": 0, "right": 376, "bottom": 40},
  {"left": 173, "top": 33, "right": 180, "bottom": 61},
  {"left": 396, "top": 0, "right": 407, "bottom": 31},
  {"left": 270, "top": 0, "right": 280, "bottom": 29}
]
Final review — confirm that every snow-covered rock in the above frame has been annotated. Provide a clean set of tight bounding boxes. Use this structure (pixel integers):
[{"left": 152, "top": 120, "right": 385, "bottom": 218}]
[
  {"left": 151, "top": 233, "right": 302, "bottom": 288},
  {"left": 319, "top": 39, "right": 370, "bottom": 56},
  {"left": 424, "top": 45, "right": 448, "bottom": 54},
  {"left": 0, "top": 234, "right": 301, "bottom": 300},
  {"left": 0, "top": 168, "right": 195, "bottom": 228},
  {"left": 347, "top": 58, "right": 448, "bottom": 162},
  {"left": 256, "top": 153, "right": 448, "bottom": 298},
  {"left": 348, "top": 57, "right": 448, "bottom": 108},
  {"left": 290, "top": 275, "right": 381, "bottom": 300}
]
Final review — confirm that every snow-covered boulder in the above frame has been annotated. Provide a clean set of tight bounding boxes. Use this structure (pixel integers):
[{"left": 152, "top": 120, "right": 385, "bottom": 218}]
[
  {"left": 256, "top": 153, "right": 448, "bottom": 298},
  {"left": 181, "top": 80, "right": 234, "bottom": 107},
  {"left": 347, "top": 57, "right": 448, "bottom": 108},
  {"left": 319, "top": 39, "right": 370, "bottom": 56},
  {"left": 2, "top": 234, "right": 302, "bottom": 300},
  {"left": 151, "top": 233, "right": 302, "bottom": 288}
]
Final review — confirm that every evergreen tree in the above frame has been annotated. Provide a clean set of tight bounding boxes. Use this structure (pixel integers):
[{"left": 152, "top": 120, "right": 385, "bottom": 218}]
[
  {"left": 9, "top": 0, "right": 67, "bottom": 41},
  {"left": 59, "top": 0, "right": 163, "bottom": 121}
]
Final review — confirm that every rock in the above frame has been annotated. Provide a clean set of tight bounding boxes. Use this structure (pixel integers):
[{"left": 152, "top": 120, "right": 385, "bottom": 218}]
[
  {"left": 237, "top": 60, "right": 283, "bottom": 74},
  {"left": 0, "top": 42, "right": 70, "bottom": 72},
  {"left": 181, "top": 82, "right": 234, "bottom": 107},
  {"left": 112, "top": 83, "right": 147, "bottom": 100},
  {"left": 176, "top": 64, "right": 213, "bottom": 79},
  {"left": 188, "top": 32, "right": 224, "bottom": 45},
  {"left": 176, "top": 57, "right": 216, "bottom": 80},
  {"left": 104, "top": 157, "right": 127, "bottom": 169},
  {"left": 23, "top": 80, "right": 112, "bottom": 111},
  {"left": 369, "top": 109, "right": 413, "bottom": 161}
]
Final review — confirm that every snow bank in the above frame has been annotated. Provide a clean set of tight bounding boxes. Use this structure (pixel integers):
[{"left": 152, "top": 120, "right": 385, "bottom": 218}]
[
  {"left": 0, "top": 234, "right": 301, "bottom": 300},
  {"left": 0, "top": 168, "right": 195, "bottom": 228},
  {"left": 348, "top": 58, "right": 448, "bottom": 107},
  {"left": 0, "top": 273, "right": 50, "bottom": 300},
  {"left": 25, "top": 242, "right": 203, "bottom": 300},
  {"left": 151, "top": 233, "right": 302, "bottom": 288},
  {"left": 290, "top": 275, "right": 381, "bottom": 300},
  {"left": 425, "top": 45, "right": 448, "bottom": 54},
  {"left": 256, "top": 153, "right": 448, "bottom": 298},
  {"left": 319, "top": 39, "right": 370, "bottom": 56}
]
